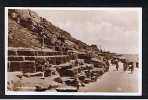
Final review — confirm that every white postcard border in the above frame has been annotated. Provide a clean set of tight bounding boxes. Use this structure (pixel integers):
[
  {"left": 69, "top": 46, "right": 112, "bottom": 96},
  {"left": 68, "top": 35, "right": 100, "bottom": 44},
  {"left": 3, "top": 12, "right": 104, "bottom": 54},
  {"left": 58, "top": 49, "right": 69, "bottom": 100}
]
[{"left": 5, "top": 7, "right": 142, "bottom": 96}]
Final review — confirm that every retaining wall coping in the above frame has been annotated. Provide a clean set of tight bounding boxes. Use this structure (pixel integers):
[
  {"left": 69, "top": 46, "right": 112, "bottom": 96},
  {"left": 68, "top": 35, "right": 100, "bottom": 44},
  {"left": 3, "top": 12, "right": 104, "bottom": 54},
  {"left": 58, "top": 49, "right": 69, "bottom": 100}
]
[
  {"left": 9, "top": 61, "right": 35, "bottom": 62},
  {"left": 8, "top": 55, "right": 68, "bottom": 57},
  {"left": 8, "top": 47, "right": 59, "bottom": 52}
]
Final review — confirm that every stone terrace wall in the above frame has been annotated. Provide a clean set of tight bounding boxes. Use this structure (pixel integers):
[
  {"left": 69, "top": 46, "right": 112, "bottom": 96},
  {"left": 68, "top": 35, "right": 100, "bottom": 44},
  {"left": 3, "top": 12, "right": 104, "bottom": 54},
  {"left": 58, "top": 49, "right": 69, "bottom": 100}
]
[{"left": 8, "top": 47, "right": 71, "bottom": 73}]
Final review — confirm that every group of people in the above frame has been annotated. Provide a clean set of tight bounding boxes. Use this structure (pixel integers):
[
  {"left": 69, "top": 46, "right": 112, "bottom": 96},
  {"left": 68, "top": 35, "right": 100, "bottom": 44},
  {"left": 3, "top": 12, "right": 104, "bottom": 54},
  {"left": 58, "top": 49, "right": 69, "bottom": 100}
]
[{"left": 111, "top": 58, "right": 135, "bottom": 73}]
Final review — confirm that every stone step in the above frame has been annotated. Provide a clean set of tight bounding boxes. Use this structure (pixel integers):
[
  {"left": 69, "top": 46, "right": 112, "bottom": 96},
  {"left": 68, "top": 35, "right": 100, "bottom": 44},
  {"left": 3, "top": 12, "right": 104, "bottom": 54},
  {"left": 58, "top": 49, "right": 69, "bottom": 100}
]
[
  {"left": 8, "top": 55, "right": 71, "bottom": 73},
  {"left": 8, "top": 47, "right": 64, "bottom": 55},
  {"left": 8, "top": 49, "right": 63, "bottom": 56},
  {"left": 8, "top": 55, "right": 70, "bottom": 61},
  {"left": 8, "top": 61, "right": 35, "bottom": 73}
]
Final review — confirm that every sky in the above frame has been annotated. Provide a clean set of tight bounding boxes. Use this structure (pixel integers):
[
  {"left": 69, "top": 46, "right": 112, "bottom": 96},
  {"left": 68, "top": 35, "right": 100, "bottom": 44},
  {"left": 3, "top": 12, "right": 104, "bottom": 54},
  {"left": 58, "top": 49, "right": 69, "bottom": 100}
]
[{"left": 32, "top": 8, "right": 141, "bottom": 54}]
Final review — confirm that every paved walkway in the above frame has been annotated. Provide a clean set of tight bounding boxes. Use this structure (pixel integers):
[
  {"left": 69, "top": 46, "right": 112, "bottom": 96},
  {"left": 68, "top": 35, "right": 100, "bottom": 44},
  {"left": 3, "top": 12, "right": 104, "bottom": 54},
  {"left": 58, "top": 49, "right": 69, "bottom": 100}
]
[{"left": 79, "top": 62, "right": 139, "bottom": 92}]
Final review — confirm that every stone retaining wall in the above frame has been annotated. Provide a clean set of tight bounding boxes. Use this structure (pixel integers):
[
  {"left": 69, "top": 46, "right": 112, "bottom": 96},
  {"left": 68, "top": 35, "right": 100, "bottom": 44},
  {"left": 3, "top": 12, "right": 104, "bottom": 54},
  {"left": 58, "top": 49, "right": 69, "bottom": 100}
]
[{"left": 8, "top": 48, "right": 71, "bottom": 73}]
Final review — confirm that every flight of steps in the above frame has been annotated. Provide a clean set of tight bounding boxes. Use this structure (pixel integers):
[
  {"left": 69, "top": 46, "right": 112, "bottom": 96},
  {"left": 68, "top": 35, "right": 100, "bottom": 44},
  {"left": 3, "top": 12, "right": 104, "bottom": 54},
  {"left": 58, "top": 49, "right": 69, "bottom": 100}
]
[{"left": 8, "top": 47, "right": 75, "bottom": 73}]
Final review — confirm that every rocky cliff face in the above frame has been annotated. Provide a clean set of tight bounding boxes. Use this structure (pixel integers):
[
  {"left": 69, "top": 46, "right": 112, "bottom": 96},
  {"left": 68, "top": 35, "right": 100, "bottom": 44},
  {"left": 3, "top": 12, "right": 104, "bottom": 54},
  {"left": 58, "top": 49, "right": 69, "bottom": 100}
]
[{"left": 8, "top": 9, "right": 94, "bottom": 52}]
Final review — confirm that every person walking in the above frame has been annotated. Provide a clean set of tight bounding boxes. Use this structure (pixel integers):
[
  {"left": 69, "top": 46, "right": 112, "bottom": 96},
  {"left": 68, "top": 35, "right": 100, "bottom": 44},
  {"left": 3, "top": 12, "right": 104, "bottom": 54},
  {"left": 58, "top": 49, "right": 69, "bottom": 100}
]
[
  {"left": 123, "top": 59, "right": 127, "bottom": 72},
  {"left": 116, "top": 62, "right": 119, "bottom": 71},
  {"left": 115, "top": 59, "right": 119, "bottom": 71},
  {"left": 130, "top": 62, "right": 134, "bottom": 73}
]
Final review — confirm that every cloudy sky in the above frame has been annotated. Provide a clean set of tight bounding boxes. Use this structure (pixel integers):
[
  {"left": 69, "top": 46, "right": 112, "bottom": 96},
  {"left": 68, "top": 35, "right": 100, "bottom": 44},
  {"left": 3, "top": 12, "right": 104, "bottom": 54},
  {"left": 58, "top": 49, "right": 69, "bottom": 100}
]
[{"left": 32, "top": 8, "right": 141, "bottom": 54}]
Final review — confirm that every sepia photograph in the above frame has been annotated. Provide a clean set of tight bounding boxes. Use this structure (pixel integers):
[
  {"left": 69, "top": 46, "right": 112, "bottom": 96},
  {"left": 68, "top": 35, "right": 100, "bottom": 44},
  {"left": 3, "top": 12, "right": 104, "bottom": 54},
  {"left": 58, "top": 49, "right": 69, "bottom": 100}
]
[{"left": 5, "top": 7, "right": 142, "bottom": 95}]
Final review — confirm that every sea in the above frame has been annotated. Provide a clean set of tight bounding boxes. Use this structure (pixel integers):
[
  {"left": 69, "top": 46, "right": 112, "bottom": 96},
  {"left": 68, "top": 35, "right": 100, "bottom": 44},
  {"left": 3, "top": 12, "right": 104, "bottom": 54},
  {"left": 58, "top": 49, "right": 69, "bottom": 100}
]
[{"left": 120, "top": 54, "right": 139, "bottom": 62}]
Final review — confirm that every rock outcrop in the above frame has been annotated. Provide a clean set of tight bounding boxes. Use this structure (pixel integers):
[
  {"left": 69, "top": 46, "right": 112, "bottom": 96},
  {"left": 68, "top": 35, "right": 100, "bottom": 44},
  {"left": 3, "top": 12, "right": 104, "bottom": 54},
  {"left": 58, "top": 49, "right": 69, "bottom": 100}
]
[{"left": 8, "top": 9, "right": 92, "bottom": 52}]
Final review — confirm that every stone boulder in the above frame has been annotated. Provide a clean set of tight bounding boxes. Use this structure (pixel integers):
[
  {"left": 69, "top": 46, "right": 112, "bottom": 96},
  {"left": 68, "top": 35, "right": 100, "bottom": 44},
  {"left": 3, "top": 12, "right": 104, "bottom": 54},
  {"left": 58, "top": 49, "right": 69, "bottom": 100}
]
[{"left": 62, "top": 77, "right": 78, "bottom": 87}]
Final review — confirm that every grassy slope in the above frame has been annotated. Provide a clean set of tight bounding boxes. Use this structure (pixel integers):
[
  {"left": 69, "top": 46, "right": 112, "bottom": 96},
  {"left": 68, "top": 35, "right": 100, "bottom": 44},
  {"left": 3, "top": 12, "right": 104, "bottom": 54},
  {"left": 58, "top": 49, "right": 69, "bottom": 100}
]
[{"left": 8, "top": 18, "right": 43, "bottom": 49}]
